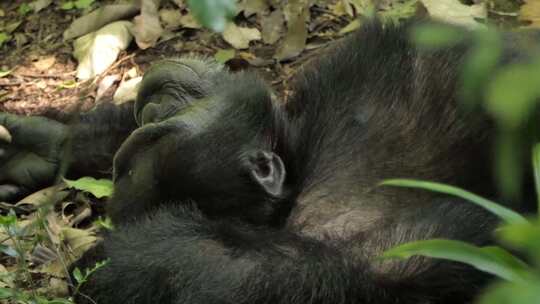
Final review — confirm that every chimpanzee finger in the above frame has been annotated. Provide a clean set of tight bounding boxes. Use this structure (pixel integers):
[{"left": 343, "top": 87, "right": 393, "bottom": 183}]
[{"left": 0, "top": 184, "right": 26, "bottom": 202}]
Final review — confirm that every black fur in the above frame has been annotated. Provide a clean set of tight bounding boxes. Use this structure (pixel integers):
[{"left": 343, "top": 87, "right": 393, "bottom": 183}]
[{"left": 70, "top": 22, "right": 537, "bottom": 304}]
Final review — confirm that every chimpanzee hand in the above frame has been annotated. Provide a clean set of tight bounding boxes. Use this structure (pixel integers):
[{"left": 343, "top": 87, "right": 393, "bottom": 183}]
[{"left": 0, "top": 113, "right": 68, "bottom": 202}]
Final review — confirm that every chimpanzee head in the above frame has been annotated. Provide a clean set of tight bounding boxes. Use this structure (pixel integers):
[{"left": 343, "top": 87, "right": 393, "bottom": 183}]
[{"left": 109, "top": 59, "right": 291, "bottom": 226}]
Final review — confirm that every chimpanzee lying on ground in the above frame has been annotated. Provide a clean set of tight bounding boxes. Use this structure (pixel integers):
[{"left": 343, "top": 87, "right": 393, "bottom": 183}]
[{"left": 0, "top": 21, "right": 537, "bottom": 303}]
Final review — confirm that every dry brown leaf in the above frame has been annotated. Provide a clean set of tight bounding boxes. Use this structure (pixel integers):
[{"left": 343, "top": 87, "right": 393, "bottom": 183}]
[
  {"left": 275, "top": 1, "right": 309, "bottom": 61},
  {"left": 420, "top": 0, "right": 486, "bottom": 28},
  {"left": 261, "top": 9, "right": 285, "bottom": 45},
  {"left": 63, "top": 4, "right": 140, "bottom": 40},
  {"left": 238, "top": 0, "right": 270, "bottom": 17},
  {"left": 62, "top": 227, "right": 98, "bottom": 259},
  {"left": 15, "top": 185, "right": 68, "bottom": 210},
  {"left": 179, "top": 13, "right": 202, "bottom": 29},
  {"left": 0, "top": 124, "right": 12, "bottom": 143},
  {"left": 73, "top": 21, "right": 133, "bottom": 80},
  {"left": 114, "top": 76, "right": 142, "bottom": 104},
  {"left": 222, "top": 23, "right": 262, "bottom": 49},
  {"left": 34, "top": 55, "right": 56, "bottom": 71},
  {"left": 132, "top": 0, "right": 164, "bottom": 49},
  {"left": 159, "top": 8, "right": 183, "bottom": 30},
  {"left": 520, "top": 0, "right": 540, "bottom": 28}
]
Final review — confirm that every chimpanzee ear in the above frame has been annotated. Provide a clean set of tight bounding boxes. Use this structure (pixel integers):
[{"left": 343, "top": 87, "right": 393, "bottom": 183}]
[{"left": 246, "top": 150, "right": 286, "bottom": 197}]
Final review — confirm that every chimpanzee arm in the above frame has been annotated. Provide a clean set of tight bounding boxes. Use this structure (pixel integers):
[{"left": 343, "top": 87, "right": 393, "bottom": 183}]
[
  {"left": 73, "top": 200, "right": 494, "bottom": 304},
  {"left": 66, "top": 102, "right": 137, "bottom": 177}
]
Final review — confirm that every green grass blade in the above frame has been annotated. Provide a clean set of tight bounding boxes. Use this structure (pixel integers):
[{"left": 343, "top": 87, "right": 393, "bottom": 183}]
[
  {"left": 381, "top": 179, "right": 528, "bottom": 225},
  {"left": 532, "top": 144, "right": 540, "bottom": 217},
  {"left": 382, "top": 239, "right": 528, "bottom": 282}
]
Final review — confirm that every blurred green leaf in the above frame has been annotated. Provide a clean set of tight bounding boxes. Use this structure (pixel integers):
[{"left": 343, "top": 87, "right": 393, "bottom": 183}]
[
  {"left": 381, "top": 179, "right": 528, "bottom": 225},
  {"left": 0, "top": 69, "right": 12, "bottom": 78},
  {"left": 60, "top": 2, "right": 75, "bottom": 10},
  {"left": 497, "top": 222, "right": 540, "bottom": 261},
  {"left": 0, "top": 287, "right": 13, "bottom": 299},
  {"left": 411, "top": 23, "right": 465, "bottom": 49},
  {"left": 64, "top": 177, "right": 113, "bottom": 198},
  {"left": 485, "top": 62, "right": 540, "bottom": 129},
  {"left": 187, "top": 0, "right": 236, "bottom": 32},
  {"left": 18, "top": 3, "right": 32, "bottom": 15},
  {"left": 478, "top": 279, "right": 540, "bottom": 304},
  {"left": 214, "top": 49, "right": 235, "bottom": 63},
  {"left": 0, "top": 32, "right": 10, "bottom": 48},
  {"left": 460, "top": 29, "right": 502, "bottom": 106},
  {"left": 74, "top": 0, "right": 94, "bottom": 9},
  {"left": 382, "top": 239, "right": 528, "bottom": 282},
  {"left": 533, "top": 144, "right": 540, "bottom": 214}
]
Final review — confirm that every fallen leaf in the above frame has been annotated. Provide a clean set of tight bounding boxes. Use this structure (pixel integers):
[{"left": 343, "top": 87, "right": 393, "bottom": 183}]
[
  {"left": 275, "top": 1, "right": 309, "bottom": 61},
  {"left": 132, "top": 0, "right": 164, "bottom": 49},
  {"left": 29, "top": 0, "right": 52, "bottom": 13},
  {"left": 520, "top": 0, "right": 540, "bottom": 28},
  {"left": 73, "top": 21, "right": 133, "bottom": 80},
  {"left": 214, "top": 49, "right": 236, "bottom": 63},
  {"left": 33, "top": 56, "right": 56, "bottom": 71},
  {"left": 420, "top": 0, "right": 486, "bottom": 28},
  {"left": 339, "top": 19, "right": 361, "bottom": 35},
  {"left": 96, "top": 74, "right": 120, "bottom": 102},
  {"left": 261, "top": 9, "right": 285, "bottom": 45},
  {"left": 62, "top": 227, "right": 98, "bottom": 258},
  {"left": 159, "top": 8, "right": 183, "bottom": 30},
  {"left": 63, "top": 3, "right": 139, "bottom": 40},
  {"left": 0, "top": 125, "right": 12, "bottom": 143},
  {"left": 222, "top": 23, "right": 261, "bottom": 49},
  {"left": 179, "top": 13, "right": 202, "bottom": 29},
  {"left": 15, "top": 185, "right": 68, "bottom": 210},
  {"left": 238, "top": 0, "right": 269, "bottom": 17},
  {"left": 113, "top": 76, "right": 142, "bottom": 104}
]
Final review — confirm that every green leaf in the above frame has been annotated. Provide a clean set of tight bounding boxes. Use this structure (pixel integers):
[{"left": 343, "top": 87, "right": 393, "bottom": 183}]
[
  {"left": 459, "top": 30, "right": 502, "bottom": 106},
  {"left": 0, "top": 32, "right": 10, "bottom": 48},
  {"left": 485, "top": 63, "right": 540, "bottom": 129},
  {"left": 381, "top": 179, "right": 528, "bottom": 225},
  {"left": 74, "top": 0, "right": 94, "bottom": 9},
  {"left": 64, "top": 177, "right": 113, "bottom": 198},
  {"left": 382, "top": 239, "right": 528, "bottom": 282},
  {"left": 0, "top": 69, "right": 12, "bottom": 78},
  {"left": 60, "top": 2, "right": 75, "bottom": 10},
  {"left": 478, "top": 279, "right": 540, "bottom": 304},
  {"left": 72, "top": 267, "right": 84, "bottom": 284},
  {"left": 214, "top": 49, "right": 235, "bottom": 64},
  {"left": 532, "top": 144, "right": 540, "bottom": 215},
  {"left": 497, "top": 222, "right": 540, "bottom": 260},
  {"left": 0, "top": 287, "right": 13, "bottom": 299},
  {"left": 18, "top": 3, "right": 32, "bottom": 15},
  {"left": 411, "top": 23, "right": 466, "bottom": 49},
  {"left": 187, "top": 0, "right": 236, "bottom": 32},
  {"left": 47, "top": 299, "right": 75, "bottom": 304}
]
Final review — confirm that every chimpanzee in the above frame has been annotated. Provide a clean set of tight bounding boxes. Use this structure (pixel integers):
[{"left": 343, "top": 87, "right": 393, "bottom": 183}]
[{"left": 0, "top": 21, "right": 536, "bottom": 304}]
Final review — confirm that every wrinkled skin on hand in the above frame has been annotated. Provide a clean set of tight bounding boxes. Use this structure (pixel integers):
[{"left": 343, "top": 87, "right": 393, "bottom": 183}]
[{"left": 0, "top": 113, "right": 68, "bottom": 201}]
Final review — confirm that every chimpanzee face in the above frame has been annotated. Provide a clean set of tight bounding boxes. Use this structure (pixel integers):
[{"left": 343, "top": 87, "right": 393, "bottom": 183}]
[{"left": 109, "top": 69, "right": 287, "bottom": 223}]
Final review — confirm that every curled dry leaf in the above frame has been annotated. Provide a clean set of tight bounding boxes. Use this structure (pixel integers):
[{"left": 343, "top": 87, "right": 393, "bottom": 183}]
[
  {"left": 62, "top": 227, "right": 98, "bottom": 259},
  {"left": 114, "top": 76, "right": 143, "bottom": 104},
  {"left": 222, "top": 23, "right": 261, "bottom": 49},
  {"left": 63, "top": 4, "right": 140, "bottom": 40},
  {"left": 29, "top": 0, "right": 52, "bottom": 13},
  {"left": 73, "top": 21, "right": 134, "bottom": 80},
  {"left": 0, "top": 124, "right": 12, "bottom": 143},
  {"left": 15, "top": 185, "right": 68, "bottom": 211},
  {"left": 132, "top": 0, "right": 164, "bottom": 49}
]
